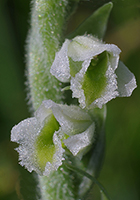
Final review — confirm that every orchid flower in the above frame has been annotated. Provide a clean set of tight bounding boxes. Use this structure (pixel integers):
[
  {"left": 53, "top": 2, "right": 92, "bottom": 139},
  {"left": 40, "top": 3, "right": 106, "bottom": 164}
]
[
  {"left": 11, "top": 100, "right": 95, "bottom": 176},
  {"left": 50, "top": 35, "right": 137, "bottom": 108}
]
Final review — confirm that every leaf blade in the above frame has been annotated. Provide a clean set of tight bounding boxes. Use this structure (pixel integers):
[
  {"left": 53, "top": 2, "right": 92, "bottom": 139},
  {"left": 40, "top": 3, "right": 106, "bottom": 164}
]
[{"left": 68, "top": 2, "right": 113, "bottom": 39}]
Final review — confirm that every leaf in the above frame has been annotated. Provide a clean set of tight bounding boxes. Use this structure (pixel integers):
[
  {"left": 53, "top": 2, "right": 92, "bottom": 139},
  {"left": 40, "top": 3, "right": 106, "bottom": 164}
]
[
  {"left": 19, "top": 167, "right": 41, "bottom": 200},
  {"left": 65, "top": 162, "right": 111, "bottom": 200},
  {"left": 68, "top": 2, "right": 113, "bottom": 39},
  {"left": 101, "top": 191, "right": 110, "bottom": 200}
]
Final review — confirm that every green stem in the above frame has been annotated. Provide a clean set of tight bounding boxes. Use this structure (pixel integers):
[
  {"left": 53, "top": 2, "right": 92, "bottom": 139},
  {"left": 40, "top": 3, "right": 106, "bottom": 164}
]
[
  {"left": 38, "top": 163, "right": 80, "bottom": 200},
  {"left": 26, "top": 0, "right": 69, "bottom": 110}
]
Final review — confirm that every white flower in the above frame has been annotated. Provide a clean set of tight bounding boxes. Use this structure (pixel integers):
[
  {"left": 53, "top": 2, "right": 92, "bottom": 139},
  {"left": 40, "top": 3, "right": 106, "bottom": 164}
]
[
  {"left": 50, "top": 35, "right": 137, "bottom": 108},
  {"left": 11, "top": 100, "right": 95, "bottom": 176}
]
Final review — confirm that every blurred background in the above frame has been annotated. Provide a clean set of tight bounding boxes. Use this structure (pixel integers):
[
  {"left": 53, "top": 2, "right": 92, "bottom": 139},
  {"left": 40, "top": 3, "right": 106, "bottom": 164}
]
[{"left": 0, "top": 0, "right": 140, "bottom": 199}]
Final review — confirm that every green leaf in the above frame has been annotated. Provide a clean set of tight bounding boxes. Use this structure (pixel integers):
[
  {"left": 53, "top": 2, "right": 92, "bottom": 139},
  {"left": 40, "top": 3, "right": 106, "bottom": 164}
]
[
  {"left": 68, "top": 2, "right": 113, "bottom": 39},
  {"left": 78, "top": 105, "right": 106, "bottom": 198},
  {"left": 101, "top": 191, "right": 110, "bottom": 200},
  {"left": 64, "top": 162, "right": 111, "bottom": 200},
  {"left": 19, "top": 167, "right": 41, "bottom": 200}
]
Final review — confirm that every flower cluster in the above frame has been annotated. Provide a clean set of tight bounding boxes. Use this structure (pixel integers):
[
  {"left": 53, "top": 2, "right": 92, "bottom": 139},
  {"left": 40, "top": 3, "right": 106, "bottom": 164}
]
[
  {"left": 11, "top": 100, "right": 95, "bottom": 176},
  {"left": 50, "top": 35, "right": 137, "bottom": 108}
]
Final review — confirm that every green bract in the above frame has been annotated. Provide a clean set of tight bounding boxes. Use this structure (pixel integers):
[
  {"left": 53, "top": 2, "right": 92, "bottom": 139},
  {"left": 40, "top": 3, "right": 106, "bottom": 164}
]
[
  {"left": 11, "top": 100, "right": 95, "bottom": 176},
  {"left": 50, "top": 35, "right": 137, "bottom": 108}
]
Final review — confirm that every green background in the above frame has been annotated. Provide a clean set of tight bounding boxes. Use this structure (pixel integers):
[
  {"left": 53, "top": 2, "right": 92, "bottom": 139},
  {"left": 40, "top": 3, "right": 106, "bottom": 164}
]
[{"left": 0, "top": 0, "right": 140, "bottom": 199}]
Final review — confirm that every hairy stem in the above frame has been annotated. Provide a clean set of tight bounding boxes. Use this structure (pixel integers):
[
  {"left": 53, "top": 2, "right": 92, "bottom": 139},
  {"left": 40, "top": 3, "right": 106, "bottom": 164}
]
[{"left": 26, "top": 0, "right": 69, "bottom": 110}]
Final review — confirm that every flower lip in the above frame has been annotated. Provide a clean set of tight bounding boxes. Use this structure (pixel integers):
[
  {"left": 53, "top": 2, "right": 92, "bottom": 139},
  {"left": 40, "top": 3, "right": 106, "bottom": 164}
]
[{"left": 11, "top": 100, "right": 65, "bottom": 176}]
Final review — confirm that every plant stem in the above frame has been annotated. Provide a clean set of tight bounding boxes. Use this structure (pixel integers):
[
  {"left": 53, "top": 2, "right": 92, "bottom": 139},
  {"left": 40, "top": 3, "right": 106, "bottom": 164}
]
[{"left": 26, "top": 0, "right": 69, "bottom": 110}]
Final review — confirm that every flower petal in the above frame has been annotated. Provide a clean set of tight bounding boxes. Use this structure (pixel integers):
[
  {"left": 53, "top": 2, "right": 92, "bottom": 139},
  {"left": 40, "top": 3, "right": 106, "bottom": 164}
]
[
  {"left": 11, "top": 118, "right": 41, "bottom": 173},
  {"left": 64, "top": 123, "right": 95, "bottom": 159},
  {"left": 43, "top": 100, "right": 92, "bottom": 136},
  {"left": 35, "top": 100, "right": 53, "bottom": 124},
  {"left": 116, "top": 61, "right": 137, "bottom": 96},
  {"left": 68, "top": 35, "right": 121, "bottom": 62},
  {"left": 53, "top": 106, "right": 92, "bottom": 135},
  {"left": 70, "top": 59, "right": 91, "bottom": 108},
  {"left": 50, "top": 39, "right": 71, "bottom": 82}
]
